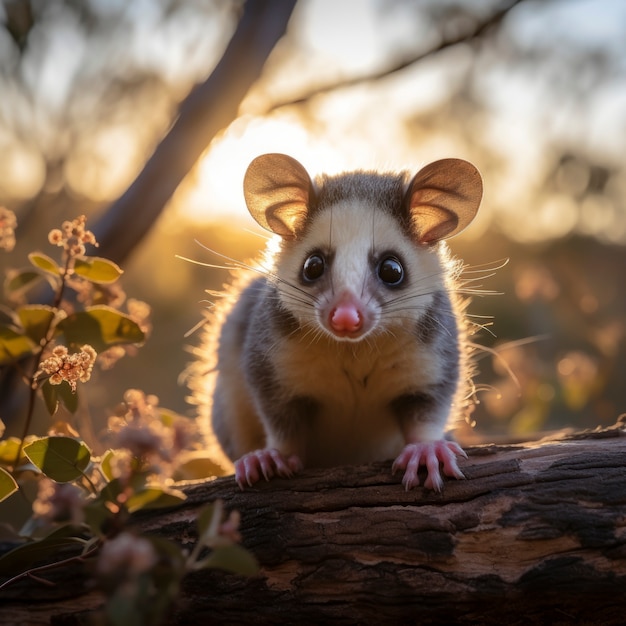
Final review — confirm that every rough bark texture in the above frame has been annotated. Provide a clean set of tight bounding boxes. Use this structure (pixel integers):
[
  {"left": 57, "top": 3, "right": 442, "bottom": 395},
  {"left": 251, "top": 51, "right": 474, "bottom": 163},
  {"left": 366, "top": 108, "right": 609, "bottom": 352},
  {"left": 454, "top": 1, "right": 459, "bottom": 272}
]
[{"left": 1, "top": 423, "right": 626, "bottom": 625}]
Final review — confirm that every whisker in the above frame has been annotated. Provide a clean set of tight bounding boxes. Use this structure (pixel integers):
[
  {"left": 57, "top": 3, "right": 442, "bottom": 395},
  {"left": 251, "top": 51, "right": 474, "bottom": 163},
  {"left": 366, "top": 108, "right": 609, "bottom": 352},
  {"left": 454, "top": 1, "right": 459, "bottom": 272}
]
[
  {"left": 190, "top": 240, "right": 320, "bottom": 307},
  {"left": 467, "top": 320, "right": 497, "bottom": 338},
  {"left": 175, "top": 254, "right": 238, "bottom": 272},
  {"left": 241, "top": 227, "right": 272, "bottom": 241},
  {"left": 467, "top": 341, "right": 522, "bottom": 393},
  {"left": 466, "top": 313, "right": 495, "bottom": 320},
  {"left": 192, "top": 240, "right": 266, "bottom": 273},
  {"left": 455, "top": 287, "right": 502, "bottom": 297},
  {"left": 459, "top": 271, "right": 498, "bottom": 283},
  {"left": 203, "top": 289, "right": 229, "bottom": 298},
  {"left": 461, "top": 258, "right": 509, "bottom": 273},
  {"left": 184, "top": 317, "right": 208, "bottom": 338},
  {"left": 472, "top": 335, "right": 551, "bottom": 361}
]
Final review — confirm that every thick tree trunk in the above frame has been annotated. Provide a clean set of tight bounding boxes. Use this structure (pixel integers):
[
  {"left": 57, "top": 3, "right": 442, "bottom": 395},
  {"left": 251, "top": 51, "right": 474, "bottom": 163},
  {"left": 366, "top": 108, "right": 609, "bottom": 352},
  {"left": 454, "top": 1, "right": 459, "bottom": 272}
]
[{"left": 2, "top": 422, "right": 626, "bottom": 625}]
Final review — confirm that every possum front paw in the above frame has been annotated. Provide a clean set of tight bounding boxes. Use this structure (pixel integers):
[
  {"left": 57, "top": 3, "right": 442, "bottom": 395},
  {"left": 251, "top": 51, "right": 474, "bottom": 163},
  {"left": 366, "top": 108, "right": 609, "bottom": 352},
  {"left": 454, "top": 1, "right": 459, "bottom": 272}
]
[
  {"left": 234, "top": 448, "right": 303, "bottom": 489},
  {"left": 392, "top": 440, "right": 467, "bottom": 492}
]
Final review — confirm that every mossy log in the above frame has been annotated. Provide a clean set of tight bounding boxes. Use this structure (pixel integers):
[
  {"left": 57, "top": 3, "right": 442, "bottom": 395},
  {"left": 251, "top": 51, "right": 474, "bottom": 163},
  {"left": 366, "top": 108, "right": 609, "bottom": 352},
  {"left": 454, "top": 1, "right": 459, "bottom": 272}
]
[{"left": 2, "top": 422, "right": 626, "bottom": 625}]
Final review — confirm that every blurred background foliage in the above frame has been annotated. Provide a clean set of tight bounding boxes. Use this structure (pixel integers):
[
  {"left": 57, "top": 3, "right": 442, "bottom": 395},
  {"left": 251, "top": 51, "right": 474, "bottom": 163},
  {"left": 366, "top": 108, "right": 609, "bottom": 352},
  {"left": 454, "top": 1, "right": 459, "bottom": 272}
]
[{"left": 0, "top": 0, "right": 624, "bottom": 445}]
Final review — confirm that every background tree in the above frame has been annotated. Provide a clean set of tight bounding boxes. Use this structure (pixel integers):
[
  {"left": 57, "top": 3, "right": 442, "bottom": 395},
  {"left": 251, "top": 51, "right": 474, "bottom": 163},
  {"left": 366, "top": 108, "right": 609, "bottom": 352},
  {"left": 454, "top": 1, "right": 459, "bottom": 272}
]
[
  {"left": 1, "top": 2, "right": 625, "bottom": 621},
  {"left": 0, "top": 0, "right": 624, "bottom": 439}
]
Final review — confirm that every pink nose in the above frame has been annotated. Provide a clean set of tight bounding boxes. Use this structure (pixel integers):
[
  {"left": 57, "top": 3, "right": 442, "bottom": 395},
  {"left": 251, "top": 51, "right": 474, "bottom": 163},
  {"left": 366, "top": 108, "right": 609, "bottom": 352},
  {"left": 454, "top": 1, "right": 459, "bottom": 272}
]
[{"left": 330, "top": 303, "right": 362, "bottom": 333}]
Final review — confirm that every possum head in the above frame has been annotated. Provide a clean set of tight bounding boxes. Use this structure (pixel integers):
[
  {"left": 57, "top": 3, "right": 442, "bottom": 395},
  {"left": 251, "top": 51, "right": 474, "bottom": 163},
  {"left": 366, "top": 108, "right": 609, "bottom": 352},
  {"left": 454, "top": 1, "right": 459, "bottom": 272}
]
[{"left": 243, "top": 153, "right": 482, "bottom": 342}]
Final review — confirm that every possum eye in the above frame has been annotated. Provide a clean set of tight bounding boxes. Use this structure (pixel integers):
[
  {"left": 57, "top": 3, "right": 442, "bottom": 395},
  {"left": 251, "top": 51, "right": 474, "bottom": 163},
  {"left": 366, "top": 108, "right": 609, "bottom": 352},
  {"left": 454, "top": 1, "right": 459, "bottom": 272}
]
[
  {"left": 378, "top": 256, "right": 404, "bottom": 286},
  {"left": 302, "top": 253, "right": 326, "bottom": 282}
]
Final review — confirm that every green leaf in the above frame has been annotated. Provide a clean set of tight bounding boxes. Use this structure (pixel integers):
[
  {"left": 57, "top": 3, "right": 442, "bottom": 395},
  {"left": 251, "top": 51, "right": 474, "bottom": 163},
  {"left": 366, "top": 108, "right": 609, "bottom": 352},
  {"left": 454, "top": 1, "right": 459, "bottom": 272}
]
[
  {"left": 0, "top": 467, "right": 18, "bottom": 502},
  {"left": 0, "top": 305, "right": 16, "bottom": 326},
  {"left": 201, "top": 545, "right": 259, "bottom": 576},
  {"left": 83, "top": 499, "right": 114, "bottom": 538},
  {"left": 173, "top": 454, "right": 226, "bottom": 481},
  {"left": 17, "top": 305, "right": 55, "bottom": 344},
  {"left": 28, "top": 252, "right": 61, "bottom": 277},
  {"left": 24, "top": 436, "right": 91, "bottom": 483},
  {"left": 126, "top": 486, "right": 186, "bottom": 513},
  {"left": 40, "top": 379, "right": 79, "bottom": 415},
  {"left": 98, "top": 473, "right": 148, "bottom": 508},
  {"left": 0, "top": 535, "right": 85, "bottom": 577},
  {"left": 73, "top": 256, "right": 123, "bottom": 284},
  {"left": 57, "top": 306, "right": 144, "bottom": 352},
  {"left": 0, "top": 324, "right": 37, "bottom": 364},
  {"left": 41, "top": 380, "right": 60, "bottom": 415},
  {"left": 99, "top": 450, "right": 116, "bottom": 482},
  {"left": 106, "top": 585, "right": 145, "bottom": 626},
  {"left": 4, "top": 269, "right": 45, "bottom": 296},
  {"left": 98, "top": 477, "right": 125, "bottom": 506},
  {"left": 0, "top": 437, "right": 21, "bottom": 465},
  {"left": 99, "top": 449, "right": 141, "bottom": 483},
  {"left": 56, "top": 380, "right": 79, "bottom": 413},
  {"left": 196, "top": 503, "right": 216, "bottom": 539}
]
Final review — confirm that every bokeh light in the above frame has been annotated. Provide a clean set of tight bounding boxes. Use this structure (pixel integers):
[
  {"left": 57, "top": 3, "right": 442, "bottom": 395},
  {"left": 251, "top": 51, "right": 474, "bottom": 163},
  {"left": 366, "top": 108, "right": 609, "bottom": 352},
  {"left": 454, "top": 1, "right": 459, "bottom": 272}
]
[{"left": 1, "top": 0, "right": 625, "bottom": 440}]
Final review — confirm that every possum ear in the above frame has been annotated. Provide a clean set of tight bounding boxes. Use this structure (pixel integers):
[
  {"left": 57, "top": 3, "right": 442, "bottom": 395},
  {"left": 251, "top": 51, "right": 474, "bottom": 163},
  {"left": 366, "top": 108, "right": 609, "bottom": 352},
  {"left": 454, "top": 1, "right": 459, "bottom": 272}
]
[
  {"left": 406, "top": 158, "right": 482, "bottom": 243},
  {"left": 243, "top": 153, "right": 314, "bottom": 239}
]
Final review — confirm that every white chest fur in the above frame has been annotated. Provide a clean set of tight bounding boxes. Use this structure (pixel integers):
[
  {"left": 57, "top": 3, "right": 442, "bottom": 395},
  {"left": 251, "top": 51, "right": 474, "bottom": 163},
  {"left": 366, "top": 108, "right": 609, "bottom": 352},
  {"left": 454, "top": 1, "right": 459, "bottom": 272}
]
[{"left": 270, "top": 329, "right": 443, "bottom": 466}]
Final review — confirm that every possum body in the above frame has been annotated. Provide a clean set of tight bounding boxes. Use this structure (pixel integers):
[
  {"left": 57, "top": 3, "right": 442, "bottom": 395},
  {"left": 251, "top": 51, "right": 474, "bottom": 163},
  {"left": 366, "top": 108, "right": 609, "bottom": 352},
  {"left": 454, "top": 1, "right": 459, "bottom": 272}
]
[{"left": 192, "top": 153, "right": 483, "bottom": 491}]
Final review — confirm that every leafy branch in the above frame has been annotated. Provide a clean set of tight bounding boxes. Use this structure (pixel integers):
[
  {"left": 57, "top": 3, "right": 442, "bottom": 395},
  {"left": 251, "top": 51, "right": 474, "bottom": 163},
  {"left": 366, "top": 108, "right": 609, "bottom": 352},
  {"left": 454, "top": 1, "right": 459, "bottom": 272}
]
[
  {"left": 0, "top": 210, "right": 252, "bottom": 624},
  {"left": 1, "top": 216, "right": 141, "bottom": 465}
]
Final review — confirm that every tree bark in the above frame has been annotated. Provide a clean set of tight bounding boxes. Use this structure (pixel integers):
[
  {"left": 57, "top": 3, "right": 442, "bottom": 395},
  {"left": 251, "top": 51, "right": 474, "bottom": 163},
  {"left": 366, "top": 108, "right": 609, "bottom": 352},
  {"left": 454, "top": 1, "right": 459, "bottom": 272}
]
[{"left": 1, "top": 423, "right": 626, "bottom": 625}]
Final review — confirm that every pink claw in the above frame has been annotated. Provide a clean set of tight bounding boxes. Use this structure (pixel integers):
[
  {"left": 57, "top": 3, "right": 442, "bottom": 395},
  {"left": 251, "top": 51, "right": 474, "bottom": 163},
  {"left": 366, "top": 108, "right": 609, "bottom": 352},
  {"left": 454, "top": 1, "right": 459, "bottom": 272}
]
[
  {"left": 392, "top": 440, "right": 467, "bottom": 492},
  {"left": 234, "top": 448, "right": 303, "bottom": 490}
]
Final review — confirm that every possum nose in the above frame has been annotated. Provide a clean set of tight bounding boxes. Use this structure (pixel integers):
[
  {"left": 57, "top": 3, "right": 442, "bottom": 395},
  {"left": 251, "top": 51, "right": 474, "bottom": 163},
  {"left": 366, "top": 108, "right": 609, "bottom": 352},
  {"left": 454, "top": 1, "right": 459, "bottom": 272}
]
[{"left": 330, "top": 303, "right": 363, "bottom": 333}]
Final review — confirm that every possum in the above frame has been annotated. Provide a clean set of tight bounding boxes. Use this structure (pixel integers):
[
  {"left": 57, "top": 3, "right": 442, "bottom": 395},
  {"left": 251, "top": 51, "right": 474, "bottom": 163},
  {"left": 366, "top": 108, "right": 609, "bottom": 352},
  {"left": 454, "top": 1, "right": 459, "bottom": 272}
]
[{"left": 187, "top": 153, "right": 483, "bottom": 491}]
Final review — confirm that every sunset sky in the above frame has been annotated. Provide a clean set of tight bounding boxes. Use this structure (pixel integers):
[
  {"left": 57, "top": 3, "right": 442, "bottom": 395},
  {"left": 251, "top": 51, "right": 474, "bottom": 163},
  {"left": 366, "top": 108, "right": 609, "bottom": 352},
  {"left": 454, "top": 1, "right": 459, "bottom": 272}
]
[{"left": 1, "top": 0, "right": 624, "bottom": 245}]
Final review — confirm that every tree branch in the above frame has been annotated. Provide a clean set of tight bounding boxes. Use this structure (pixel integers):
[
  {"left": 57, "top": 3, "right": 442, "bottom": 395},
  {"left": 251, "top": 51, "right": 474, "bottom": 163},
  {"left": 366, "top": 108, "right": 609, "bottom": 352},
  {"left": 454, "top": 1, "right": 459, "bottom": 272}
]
[
  {"left": 262, "top": 0, "right": 526, "bottom": 114},
  {"left": 91, "top": 0, "right": 297, "bottom": 265},
  {"left": 2, "top": 422, "right": 625, "bottom": 625}
]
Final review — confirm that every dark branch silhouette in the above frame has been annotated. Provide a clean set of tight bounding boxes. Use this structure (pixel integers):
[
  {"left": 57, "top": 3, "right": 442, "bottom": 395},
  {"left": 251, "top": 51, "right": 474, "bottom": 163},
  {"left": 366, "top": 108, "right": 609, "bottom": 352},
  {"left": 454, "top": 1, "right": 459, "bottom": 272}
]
[
  {"left": 262, "top": 0, "right": 526, "bottom": 114},
  {"left": 92, "top": 0, "right": 297, "bottom": 265}
]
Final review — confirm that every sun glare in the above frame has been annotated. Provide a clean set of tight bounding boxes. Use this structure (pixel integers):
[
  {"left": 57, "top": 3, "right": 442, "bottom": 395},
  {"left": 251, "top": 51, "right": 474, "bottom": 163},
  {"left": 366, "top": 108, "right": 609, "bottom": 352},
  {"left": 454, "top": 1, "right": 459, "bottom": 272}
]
[
  {"left": 0, "top": 141, "right": 46, "bottom": 200},
  {"left": 65, "top": 125, "right": 142, "bottom": 201},
  {"left": 174, "top": 115, "right": 347, "bottom": 225}
]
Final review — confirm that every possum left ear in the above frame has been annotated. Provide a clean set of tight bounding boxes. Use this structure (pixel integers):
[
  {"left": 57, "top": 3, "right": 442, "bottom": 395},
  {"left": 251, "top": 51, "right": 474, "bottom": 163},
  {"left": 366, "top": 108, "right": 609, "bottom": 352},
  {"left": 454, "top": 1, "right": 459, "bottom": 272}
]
[
  {"left": 243, "top": 153, "right": 314, "bottom": 239},
  {"left": 406, "top": 158, "right": 482, "bottom": 243}
]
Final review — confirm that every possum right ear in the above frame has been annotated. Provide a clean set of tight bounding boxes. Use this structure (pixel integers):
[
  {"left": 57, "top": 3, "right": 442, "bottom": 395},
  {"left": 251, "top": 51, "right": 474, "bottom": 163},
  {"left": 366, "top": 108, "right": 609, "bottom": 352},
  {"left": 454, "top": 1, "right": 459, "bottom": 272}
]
[{"left": 243, "top": 153, "right": 314, "bottom": 239}]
